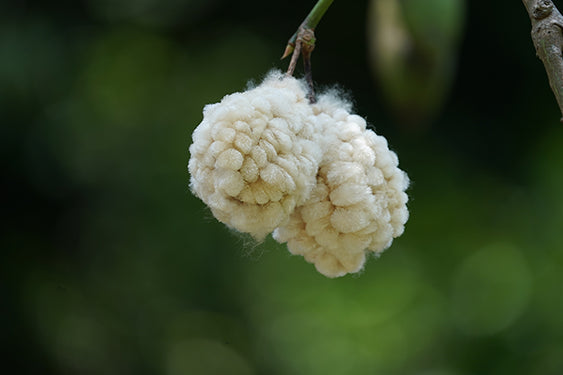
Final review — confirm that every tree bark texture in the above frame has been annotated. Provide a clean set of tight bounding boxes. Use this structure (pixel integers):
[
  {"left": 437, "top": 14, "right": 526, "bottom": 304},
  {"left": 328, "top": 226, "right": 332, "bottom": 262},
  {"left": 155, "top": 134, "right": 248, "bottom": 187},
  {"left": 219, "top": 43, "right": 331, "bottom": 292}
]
[{"left": 523, "top": 0, "right": 563, "bottom": 121}]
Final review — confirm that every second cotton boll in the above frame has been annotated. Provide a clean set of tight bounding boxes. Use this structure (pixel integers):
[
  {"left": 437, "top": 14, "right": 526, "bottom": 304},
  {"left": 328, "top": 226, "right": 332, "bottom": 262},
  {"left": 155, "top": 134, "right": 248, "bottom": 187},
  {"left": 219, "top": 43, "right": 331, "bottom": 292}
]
[
  {"left": 188, "top": 72, "right": 323, "bottom": 240},
  {"left": 273, "top": 93, "right": 410, "bottom": 277}
]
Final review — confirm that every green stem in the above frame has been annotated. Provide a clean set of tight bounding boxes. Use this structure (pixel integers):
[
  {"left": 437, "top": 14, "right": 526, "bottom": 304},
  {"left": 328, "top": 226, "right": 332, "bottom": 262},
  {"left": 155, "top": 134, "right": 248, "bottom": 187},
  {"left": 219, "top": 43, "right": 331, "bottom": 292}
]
[
  {"left": 282, "top": 0, "right": 335, "bottom": 58},
  {"left": 304, "top": 0, "right": 335, "bottom": 30}
]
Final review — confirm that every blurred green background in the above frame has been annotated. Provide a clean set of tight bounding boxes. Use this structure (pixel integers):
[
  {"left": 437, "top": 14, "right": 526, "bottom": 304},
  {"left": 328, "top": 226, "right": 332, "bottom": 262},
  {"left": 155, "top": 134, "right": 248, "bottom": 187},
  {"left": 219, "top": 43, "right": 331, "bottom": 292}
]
[{"left": 2, "top": 0, "right": 563, "bottom": 374}]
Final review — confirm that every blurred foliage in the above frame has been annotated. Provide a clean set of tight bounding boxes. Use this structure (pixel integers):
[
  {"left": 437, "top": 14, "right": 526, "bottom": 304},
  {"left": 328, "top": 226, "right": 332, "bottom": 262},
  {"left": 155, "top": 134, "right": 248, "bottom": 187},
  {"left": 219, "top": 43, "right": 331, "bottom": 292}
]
[
  {"left": 1, "top": 0, "right": 563, "bottom": 374},
  {"left": 368, "top": 0, "right": 466, "bottom": 128}
]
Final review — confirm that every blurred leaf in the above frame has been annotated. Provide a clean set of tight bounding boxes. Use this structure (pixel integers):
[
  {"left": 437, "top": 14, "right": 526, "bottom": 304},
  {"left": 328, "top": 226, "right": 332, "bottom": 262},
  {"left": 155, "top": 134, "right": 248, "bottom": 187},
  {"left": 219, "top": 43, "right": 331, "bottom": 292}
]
[
  {"left": 367, "top": 0, "right": 466, "bottom": 127},
  {"left": 402, "top": 0, "right": 465, "bottom": 53}
]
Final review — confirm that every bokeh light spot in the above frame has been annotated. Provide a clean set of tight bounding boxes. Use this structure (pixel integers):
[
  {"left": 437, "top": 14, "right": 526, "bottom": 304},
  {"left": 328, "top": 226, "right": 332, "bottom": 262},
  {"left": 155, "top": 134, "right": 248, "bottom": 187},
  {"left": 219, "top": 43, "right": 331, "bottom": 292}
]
[{"left": 451, "top": 243, "right": 532, "bottom": 336}]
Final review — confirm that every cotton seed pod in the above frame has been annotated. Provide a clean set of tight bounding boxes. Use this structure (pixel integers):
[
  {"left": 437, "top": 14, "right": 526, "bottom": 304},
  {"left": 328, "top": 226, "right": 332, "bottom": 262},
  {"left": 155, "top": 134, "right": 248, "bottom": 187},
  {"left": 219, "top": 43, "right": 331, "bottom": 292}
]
[
  {"left": 188, "top": 71, "right": 323, "bottom": 240},
  {"left": 273, "top": 93, "right": 409, "bottom": 277}
]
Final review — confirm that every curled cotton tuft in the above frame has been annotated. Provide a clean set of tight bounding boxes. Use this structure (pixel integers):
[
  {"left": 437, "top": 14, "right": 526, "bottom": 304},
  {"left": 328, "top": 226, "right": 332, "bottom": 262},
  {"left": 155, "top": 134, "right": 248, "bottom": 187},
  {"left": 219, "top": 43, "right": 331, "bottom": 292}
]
[
  {"left": 273, "top": 93, "right": 409, "bottom": 278},
  {"left": 189, "top": 71, "right": 323, "bottom": 240}
]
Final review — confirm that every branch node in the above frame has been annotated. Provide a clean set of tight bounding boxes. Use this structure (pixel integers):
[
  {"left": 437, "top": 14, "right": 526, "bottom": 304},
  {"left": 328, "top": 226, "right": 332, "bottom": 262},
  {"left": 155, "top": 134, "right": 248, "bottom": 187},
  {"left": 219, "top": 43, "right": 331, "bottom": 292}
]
[
  {"left": 285, "top": 26, "right": 317, "bottom": 102},
  {"left": 282, "top": 0, "right": 333, "bottom": 102}
]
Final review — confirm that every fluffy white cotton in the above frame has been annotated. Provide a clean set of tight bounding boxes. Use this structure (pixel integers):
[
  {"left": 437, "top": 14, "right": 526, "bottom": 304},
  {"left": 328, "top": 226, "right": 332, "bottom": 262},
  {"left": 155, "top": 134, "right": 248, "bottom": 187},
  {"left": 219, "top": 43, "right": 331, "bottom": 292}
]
[
  {"left": 273, "top": 93, "right": 409, "bottom": 278},
  {"left": 188, "top": 71, "right": 323, "bottom": 240}
]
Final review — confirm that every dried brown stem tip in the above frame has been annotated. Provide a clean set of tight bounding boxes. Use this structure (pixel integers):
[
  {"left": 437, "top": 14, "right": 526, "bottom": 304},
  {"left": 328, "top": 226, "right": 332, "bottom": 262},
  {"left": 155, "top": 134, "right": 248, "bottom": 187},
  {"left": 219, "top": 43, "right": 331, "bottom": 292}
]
[
  {"left": 284, "top": 26, "right": 317, "bottom": 102},
  {"left": 523, "top": 0, "right": 563, "bottom": 122}
]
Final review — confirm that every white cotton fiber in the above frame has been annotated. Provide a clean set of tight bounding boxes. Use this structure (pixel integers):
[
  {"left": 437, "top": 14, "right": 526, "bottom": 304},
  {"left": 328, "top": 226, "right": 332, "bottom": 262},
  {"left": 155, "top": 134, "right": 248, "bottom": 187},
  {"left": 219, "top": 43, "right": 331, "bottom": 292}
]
[
  {"left": 273, "top": 92, "right": 409, "bottom": 278},
  {"left": 188, "top": 71, "right": 323, "bottom": 240}
]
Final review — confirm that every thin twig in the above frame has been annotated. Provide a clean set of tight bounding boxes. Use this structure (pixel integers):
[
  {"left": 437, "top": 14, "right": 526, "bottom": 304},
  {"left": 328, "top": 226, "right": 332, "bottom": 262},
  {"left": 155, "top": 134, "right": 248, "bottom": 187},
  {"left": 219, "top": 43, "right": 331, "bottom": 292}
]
[
  {"left": 523, "top": 0, "right": 563, "bottom": 122},
  {"left": 282, "top": 0, "right": 334, "bottom": 60},
  {"left": 285, "top": 27, "right": 316, "bottom": 101},
  {"left": 300, "top": 29, "right": 316, "bottom": 102},
  {"left": 286, "top": 33, "right": 303, "bottom": 76},
  {"left": 282, "top": 0, "right": 332, "bottom": 102}
]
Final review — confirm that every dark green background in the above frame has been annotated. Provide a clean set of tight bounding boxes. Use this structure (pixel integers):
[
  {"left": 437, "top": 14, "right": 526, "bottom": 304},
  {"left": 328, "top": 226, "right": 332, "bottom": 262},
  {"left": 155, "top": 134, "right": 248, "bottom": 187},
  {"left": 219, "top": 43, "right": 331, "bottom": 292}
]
[{"left": 2, "top": 1, "right": 562, "bottom": 374}]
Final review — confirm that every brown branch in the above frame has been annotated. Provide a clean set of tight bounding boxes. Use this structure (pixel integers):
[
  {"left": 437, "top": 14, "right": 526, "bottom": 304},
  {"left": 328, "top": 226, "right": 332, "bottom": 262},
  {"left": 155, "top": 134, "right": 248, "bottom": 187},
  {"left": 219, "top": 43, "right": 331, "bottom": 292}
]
[{"left": 523, "top": 0, "right": 563, "bottom": 122}]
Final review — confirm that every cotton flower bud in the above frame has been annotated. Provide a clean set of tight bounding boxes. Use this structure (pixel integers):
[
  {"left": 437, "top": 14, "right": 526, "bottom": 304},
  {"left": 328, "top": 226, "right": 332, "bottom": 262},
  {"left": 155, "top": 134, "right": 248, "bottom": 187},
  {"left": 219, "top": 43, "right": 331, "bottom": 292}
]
[
  {"left": 273, "top": 93, "right": 409, "bottom": 277},
  {"left": 188, "top": 71, "right": 323, "bottom": 240}
]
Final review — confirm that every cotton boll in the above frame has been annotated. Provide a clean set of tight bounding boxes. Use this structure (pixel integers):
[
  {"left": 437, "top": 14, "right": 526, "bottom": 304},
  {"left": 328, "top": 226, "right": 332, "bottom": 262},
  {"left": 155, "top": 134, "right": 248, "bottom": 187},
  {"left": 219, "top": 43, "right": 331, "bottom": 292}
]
[
  {"left": 273, "top": 92, "right": 409, "bottom": 277},
  {"left": 313, "top": 252, "right": 364, "bottom": 278},
  {"left": 215, "top": 149, "right": 244, "bottom": 170},
  {"left": 189, "top": 71, "right": 323, "bottom": 240},
  {"left": 331, "top": 205, "right": 371, "bottom": 233},
  {"left": 329, "top": 182, "right": 371, "bottom": 206}
]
